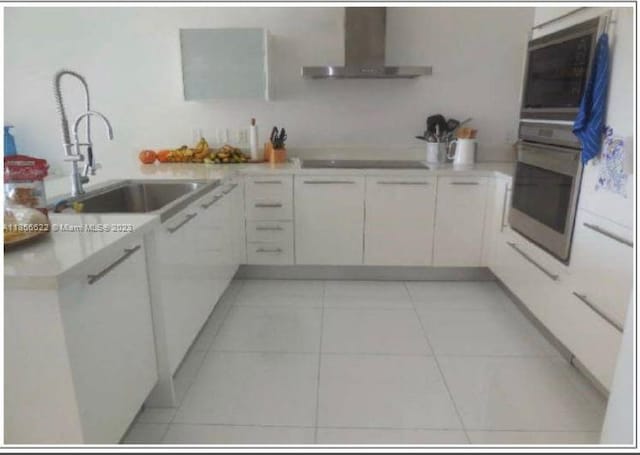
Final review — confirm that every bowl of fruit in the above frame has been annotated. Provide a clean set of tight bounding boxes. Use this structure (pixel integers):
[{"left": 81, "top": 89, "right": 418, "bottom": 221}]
[{"left": 140, "top": 137, "right": 251, "bottom": 165}]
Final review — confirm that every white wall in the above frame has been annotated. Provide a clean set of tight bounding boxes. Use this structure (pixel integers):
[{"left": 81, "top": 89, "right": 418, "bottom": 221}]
[{"left": 4, "top": 6, "right": 533, "bottom": 174}]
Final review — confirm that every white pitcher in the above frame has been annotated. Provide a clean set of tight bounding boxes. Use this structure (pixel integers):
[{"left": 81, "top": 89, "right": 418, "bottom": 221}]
[{"left": 447, "top": 138, "right": 476, "bottom": 165}]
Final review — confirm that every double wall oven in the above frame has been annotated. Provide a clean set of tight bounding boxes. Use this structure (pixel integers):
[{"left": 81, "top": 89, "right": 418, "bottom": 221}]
[{"left": 510, "top": 14, "right": 608, "bottom": 263}]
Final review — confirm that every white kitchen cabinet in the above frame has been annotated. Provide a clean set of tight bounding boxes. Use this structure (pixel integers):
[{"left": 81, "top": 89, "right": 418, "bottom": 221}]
[
  {"left": 490, "top": 223, "right": 622, "bottom": 391},
  {"left": 245, "top": 175, "right": 293, "bottom": 221},
  {"left": 155, "top": 201, "right": 203, "bottom": 374},
  {"left": 492, "top": 227, "right": 566, "bottom": 326},
  {"left": 180, "top": 28, "right": 270, "bottom": 100},
  {"left": 567, "top": 209, "right": 633, "bottom": 328},
  {"left": 58, "top": 239, "right": 157, "bottom": 443},
  {"left": 228, "top": 180, "right": 247, "bottom": 265},
  {"left": 483, "top": 177, "right": 512, "bottom": 268},
  {"left": 364, "top": 176, "right": 437, "bottom": 265},
  {"left": 154, "top": 184, "right": 237, "bottom": 374},
  {"left": 295, "top": 176, "right": 365, "bottom": 265},
  {"left": 433, "top": 177, "right": 489, "bottom": 266},
  {"left": 244, "top": 175, "right": 294, "bottom": 265},
  {"left": 546, "top": 288, "right": 623, "bottom": 390}
]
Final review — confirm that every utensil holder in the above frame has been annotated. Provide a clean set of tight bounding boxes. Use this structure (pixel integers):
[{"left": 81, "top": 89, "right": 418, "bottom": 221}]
[
  {"left": 264, "top": 142, "right": 287, "bottom": 163},
  {"left": 425, "top": 142, "right": 447, "bottom": 164}
]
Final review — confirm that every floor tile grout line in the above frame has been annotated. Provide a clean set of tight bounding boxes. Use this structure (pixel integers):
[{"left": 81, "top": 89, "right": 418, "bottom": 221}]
[
  {"left": 162, "top": 279, "right": 247, "bottom": 442},
  {"left": 403, "top": 281, "right": 471, "bottom": 444},
  {"left": 132, "top": 420, "right": 602, "bottom": 434},
  {"left": 313, "top": 280, "right": 327, "bottom": 444},
  {"left": 197, "top": 348, "right": 562, "bottom": 358}
]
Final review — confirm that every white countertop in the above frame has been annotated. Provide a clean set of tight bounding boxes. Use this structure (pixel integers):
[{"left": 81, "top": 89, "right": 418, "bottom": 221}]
[
  {"left": 5, "top": 213, "right": 160, "bottom": 289},
  {"left": 5, "top": 160, "right": 515, "bottom": 287}
]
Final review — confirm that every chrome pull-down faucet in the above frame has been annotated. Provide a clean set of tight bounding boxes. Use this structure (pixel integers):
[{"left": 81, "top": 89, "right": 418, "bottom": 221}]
[{"left": 53, "top": 69, "right": 114, "bottom": 196}]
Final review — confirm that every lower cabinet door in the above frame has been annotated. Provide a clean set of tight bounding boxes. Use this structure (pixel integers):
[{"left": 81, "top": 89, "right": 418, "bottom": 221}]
[
  {"left": 156, "top": 205, "right": 210, "bottom": 373},
  {"left": 59, "top": 239, "right": 157, "bottom": 443},
  {"left": 546, "top": 291, "right": 623, "bottom": 391},
  {"left": 568, "top": 209, "right": 633, "bottom": 329},
  {"left": 492, "top": 228, "right": 567, "bottom": 329},
  {"left": 364, "top": 176, "right": 436, "bottom": 265},
  {"left": 433, "top": 177, "right": 489, "bottom": 266},
  {"left": 295, "top": 176, "right": 365, "bottom": 265}
]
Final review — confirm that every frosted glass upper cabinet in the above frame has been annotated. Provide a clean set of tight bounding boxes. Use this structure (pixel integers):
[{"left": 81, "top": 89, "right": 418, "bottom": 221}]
[{"left": 180, "top": 28, "right": 270, "bottom": 100}]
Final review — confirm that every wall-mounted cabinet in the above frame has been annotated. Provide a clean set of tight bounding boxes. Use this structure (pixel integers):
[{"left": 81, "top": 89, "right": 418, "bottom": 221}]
[{"left": 180, "top": 28, "right": 270, "bottom": 100}]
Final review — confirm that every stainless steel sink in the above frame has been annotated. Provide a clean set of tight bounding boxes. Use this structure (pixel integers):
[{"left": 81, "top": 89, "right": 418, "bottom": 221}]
[
  {"left": 51, "top": 179, "right": 220, "bottom": 222},
  {"left": 301, "top": 159, "right": 429, "bottom": 170}
]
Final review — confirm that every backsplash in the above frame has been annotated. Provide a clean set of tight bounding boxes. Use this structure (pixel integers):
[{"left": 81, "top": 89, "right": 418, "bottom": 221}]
[{"left": 5, "top": 7, "right": 532, "bottom": 173}]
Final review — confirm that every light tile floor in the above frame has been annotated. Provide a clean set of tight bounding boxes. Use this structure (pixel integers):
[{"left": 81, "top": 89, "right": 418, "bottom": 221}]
[{"left": 123, "top": 279, "right": 606, "bottom": 446}]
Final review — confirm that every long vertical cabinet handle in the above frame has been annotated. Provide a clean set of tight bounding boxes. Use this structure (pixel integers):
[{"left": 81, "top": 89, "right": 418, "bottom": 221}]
[
  {"left": 501, "top": 183, "right": 512, "bottom": 232},
  {"left": 572, "top": 292, "right": 623, "bottom": 332},
  {"left": 507, "top": 242, "right": 559, "bottom": 281},
  {"left": 87, "top": 245, "right": 141, "bottom": 284}
]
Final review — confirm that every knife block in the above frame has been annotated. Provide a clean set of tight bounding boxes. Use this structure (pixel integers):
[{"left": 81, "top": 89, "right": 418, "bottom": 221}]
[{"left": 264, "top": 142, "right": 287, "bottom": 163}]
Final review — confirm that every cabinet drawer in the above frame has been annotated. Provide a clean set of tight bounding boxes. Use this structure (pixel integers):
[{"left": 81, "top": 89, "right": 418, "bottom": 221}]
[
  {"left": 547, "top": 290, "right": 623, "bottom": 390},
  {"left": 247, "top": 241, "right": 294, "bottom": 265},
  {"left": 245, "top": 176, "right": 293, "bottom": 220},
  {"left": 494, "top": 229, "right": 564, "bottom": 325},
  {"left": 246, "top": 220, "right": 293, "bottom": 243},
  {"left": 568, "top": 209, "right": 633, "bottom": 328}
]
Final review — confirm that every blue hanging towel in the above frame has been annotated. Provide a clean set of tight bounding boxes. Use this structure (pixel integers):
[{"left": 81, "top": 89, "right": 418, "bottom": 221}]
[{"left": 573, "top": 33, "right": 610, "bottom": 165}]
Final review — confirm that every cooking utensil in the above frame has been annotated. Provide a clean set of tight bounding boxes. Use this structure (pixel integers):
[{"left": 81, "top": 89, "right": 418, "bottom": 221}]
[
  {"left": 426, "top": 114, "right": 447, "bottom": 136},
  {"left": 446, "top": 118, "right": 460, "bottom": 133}
]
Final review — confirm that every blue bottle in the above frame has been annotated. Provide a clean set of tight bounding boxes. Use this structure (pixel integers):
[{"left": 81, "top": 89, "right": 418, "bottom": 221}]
[{"left": 4, "top": 126, "right": 17, "bottom": 156}]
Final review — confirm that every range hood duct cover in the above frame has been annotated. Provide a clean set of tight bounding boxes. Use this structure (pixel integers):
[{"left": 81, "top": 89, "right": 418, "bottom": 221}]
[{"left": 302, "top": 8, "right": 432, "bottom": 79}]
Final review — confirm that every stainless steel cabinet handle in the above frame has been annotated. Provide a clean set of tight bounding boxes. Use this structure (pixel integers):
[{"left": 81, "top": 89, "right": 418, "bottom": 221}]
[
  {"left": 256, "top": 226, "right": 284, "bottom": 231},
  {"left": 451, "top": 181, "right": 480, "bottom": 186},
  {"left": 201, "top": 195, "right": 222, "bottom": 209},
  {"left": 507, "top": 242, "right": 559, "bottom": 281},
  {"left": 222, "top": 183, "right": 238, "bottom": 194},
  {"left": 253, "top": 180, "right": 282, "bottom": 184},
  {"left": 501, "top": 184, "right": 512, "bottom": 232},
  {"left": 167, "top": 213, "right": 197, "bottom": 233},
  {"left": 256, "top": 248, "right": 283, "bottom": 253},
  {"left": 255, "top": 203, "right": 283, "bottom": 208},
  {"left": 304, "top": 180, "right": 355, "bottom": 184},
  {"left": 377, "top": 181, "right": 430, "bottom": 185},
  {"left": 583, "top": 222, "right": 633, "bottom": 248},
  {"left": 572, "top": 292, "right": 623, "bottom": 332},
  {"left": 87, "top": 245, "right": 141, "bottom": 285}
]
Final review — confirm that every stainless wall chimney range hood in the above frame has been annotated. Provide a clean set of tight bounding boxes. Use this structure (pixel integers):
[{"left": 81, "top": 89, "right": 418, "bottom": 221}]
[{"left": 302, "top": 8, "right": 432, "bottom": 79}]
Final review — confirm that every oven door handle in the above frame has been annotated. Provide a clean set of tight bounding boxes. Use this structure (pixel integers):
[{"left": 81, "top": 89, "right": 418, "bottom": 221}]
[{"left": 517, "top": 140, "right": 582, "bottom": 156}]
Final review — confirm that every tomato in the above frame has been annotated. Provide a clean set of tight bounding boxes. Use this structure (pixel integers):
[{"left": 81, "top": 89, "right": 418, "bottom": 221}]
[
  {"left": 139, "top": 150, "right": 156, "bottom": 164},
  {"left": 156, "top": 150, "right": 171, "bottom": 163}
]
